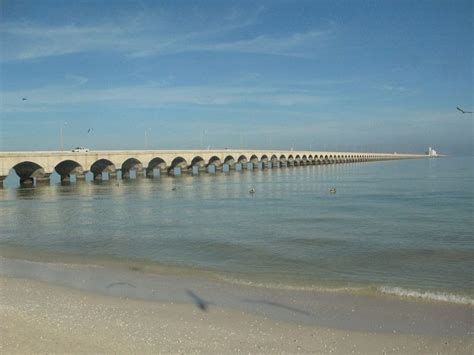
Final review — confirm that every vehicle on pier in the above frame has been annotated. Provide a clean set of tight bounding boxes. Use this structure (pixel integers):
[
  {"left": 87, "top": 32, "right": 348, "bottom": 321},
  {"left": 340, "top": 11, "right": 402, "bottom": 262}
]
[{"left": 72, "top": 147, "right": 89, "bottom": 153}]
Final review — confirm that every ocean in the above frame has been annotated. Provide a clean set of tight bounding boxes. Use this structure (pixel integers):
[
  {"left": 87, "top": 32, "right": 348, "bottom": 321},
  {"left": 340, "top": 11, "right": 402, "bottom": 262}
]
[{"left": 1, "top": 156, "right": 473, "bottom": 305}]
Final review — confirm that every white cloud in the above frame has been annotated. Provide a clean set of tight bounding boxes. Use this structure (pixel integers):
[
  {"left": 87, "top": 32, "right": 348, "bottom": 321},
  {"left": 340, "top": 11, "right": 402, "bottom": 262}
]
[
  {"left": 195, "top": 31, "right": 328, "bottom": 57},
  {"left": 0, "top": 15, "right": 330, "bottom": 61},
  {"left": 65, "top": 74, "right": 89, "bottom": 86},
  {"left": 0, "top": 82, "right": 328, "bottom": 113}
]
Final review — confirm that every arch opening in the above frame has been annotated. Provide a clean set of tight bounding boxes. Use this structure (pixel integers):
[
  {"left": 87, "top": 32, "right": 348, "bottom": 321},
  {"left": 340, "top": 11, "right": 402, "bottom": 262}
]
[
  {"left": 169, "top": 157, "right": 188, "bottom": 175},
  {"left": 237, "top": 155, "right": 247, "bottom": 163},
  {"left": 12, "top": 161, "right": 46, "bottom": 185},
  {"left": 55, "top": 160, "right": 84, "bottom": 181},
  {"left": 190, "top": 156, "right": 205, "bottom": 168},
  {"left": 224, "top": 155, "right": 235, "bottom": 165},
  {"left": 208, "top": 156, "right": 222, "bottom": 167},
  {"left": 90, "top": 159, "right": 116, "bottom": 180},
  {"left": 147, "top": 157, "right": 167, "bottom": 177},
  {"left": 170, "top": 157, "right": 188, "bottom": 169},
  {"left": 249, "top": 155, "right": 259, "bottom": 163},
  {"left": 121, "top": 158, "right": 142, "bottom": 178}
]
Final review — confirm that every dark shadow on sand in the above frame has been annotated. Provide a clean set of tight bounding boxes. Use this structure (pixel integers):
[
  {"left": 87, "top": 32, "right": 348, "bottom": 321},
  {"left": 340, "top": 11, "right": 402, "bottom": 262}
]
[
  {"left": 106, "top": 281, "right": 136, "bottom": 289},
  {"left": 186, "top": 289, "right": 209, "bottom": 311},
  {"left": 244, "top": 299, "right": 312, "bottom": 316}
]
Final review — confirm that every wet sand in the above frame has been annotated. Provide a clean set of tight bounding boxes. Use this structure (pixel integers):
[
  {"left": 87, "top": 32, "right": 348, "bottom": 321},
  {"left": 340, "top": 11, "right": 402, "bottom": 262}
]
[
  {"left": 1, "top": 276, "right": 472, "bottom": 354},
  {"left": 1, "top": 254, "right": 473, "bottom": 354}
]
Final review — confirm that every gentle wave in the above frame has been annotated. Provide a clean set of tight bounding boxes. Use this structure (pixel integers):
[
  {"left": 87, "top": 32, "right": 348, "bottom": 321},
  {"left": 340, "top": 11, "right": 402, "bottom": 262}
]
[
  {"left": 377, "top": 286, "right": 474, "bottom": 305},
  {"left": 217, "top": 275, "right": 474, "bottom": 305},
  {"left": 215, "top": 274, "right": 365, "bottom": 293}
]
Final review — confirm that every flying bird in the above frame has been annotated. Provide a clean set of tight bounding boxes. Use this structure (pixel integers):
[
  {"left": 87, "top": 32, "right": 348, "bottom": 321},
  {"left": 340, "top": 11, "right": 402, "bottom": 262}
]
[
  {"left": 456, "top": 107, "right": 472, "bottom": 114},
  {"left": 87, "top": 128, "right": 94, "bottom": 133},
  {"left": 22, "top": 98, "right": 27, "bottom": 101}
]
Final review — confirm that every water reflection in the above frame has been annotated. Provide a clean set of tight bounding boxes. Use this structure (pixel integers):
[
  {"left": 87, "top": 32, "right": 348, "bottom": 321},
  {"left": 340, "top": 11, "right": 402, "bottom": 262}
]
[{"left": 1, "top": 158, "right": 473, "bottom": 294}]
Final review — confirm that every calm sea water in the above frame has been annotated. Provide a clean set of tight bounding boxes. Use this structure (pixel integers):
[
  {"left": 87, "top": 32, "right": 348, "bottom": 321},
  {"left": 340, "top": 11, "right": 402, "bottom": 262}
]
[{"left": 1, "top": 157, "right": 473, "bottom": 304}]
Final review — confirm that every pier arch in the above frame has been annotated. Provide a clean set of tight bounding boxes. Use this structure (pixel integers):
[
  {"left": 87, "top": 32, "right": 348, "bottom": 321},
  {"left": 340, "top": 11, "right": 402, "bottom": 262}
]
[
  {"left": 169, "top": 157, "right": 188, "bottom": 175},
  {"left": 271, "top": 155, "right": 278, "bottom": 166},
  {"left": 55, "top": 160, "right": 84, "bottom": 181},
  {"left": 224, "top": 155, "right": 235, "bottom": 166},
  {"left": 288, "top": 155, "right": 294, "bottom": 166},
  {"left": 294, "top": 155, "right": 301, "bottom": 166},
  {"left": 208, "top": 156, "right": 222, "bottom": 167},
  {"left": 121, "top": 158, "right": 143, "bottom": 178},
  {"left": 147, "top": 157, "right": 167, "bottom": 176},
  {"left": 248, "top": 155, "right": 259, "bottom": 168},
  {"left": 90, "top": 159, "right": 116, "bottom": 180},
  {"left": 302, "top": 155, "right": 308, "bottom": 165},
  {"left": 12, "top": 161, "right": 46, "bottom": 185},
  {"left": 191, "top": 156, "right": 205, "bottom": 168}
]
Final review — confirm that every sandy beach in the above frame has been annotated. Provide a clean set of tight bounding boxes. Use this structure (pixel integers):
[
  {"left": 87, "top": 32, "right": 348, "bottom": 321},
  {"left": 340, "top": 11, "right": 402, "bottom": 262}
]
[{"left": 1, "top": 276, "right": 472, "bottom": 354}]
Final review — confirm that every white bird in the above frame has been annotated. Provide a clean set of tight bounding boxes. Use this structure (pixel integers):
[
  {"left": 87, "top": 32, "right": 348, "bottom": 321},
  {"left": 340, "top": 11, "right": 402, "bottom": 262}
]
[{"left": 249, "top": 187, "right": 256, "bottom": 194}]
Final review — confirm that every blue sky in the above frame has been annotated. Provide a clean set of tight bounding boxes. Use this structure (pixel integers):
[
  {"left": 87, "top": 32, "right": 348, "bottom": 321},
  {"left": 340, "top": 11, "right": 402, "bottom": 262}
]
[{"left": 1, "top": 0, "right": 472, "bottom": 154}]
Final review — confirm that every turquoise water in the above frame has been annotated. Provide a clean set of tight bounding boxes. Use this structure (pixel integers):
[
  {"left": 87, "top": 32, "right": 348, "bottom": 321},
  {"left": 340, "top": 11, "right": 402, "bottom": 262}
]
[{"left": 1, "top": 157, "right": 473, "bottom": 303}]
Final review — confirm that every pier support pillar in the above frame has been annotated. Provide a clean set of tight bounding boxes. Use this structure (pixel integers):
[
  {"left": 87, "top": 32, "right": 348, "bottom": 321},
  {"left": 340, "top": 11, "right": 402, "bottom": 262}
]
[
  {"left": 0, "top": 176, "right": 6, "bottom": 188},
  {"left": 121, "top": 170, "right": 131, "bottom": 179},
  {"left": 75, "top": 174, "right": 86, "bottom": 182},
  {"left": 60, "top": 174, "right": 71, "bottom": 183},
  {"left": 146, "top": 169, "right": 155, "bottom": 178},
  {"left": 20, "top": 177, "right": 34, "bottom": 186},
  {"left": 35, "top": 173, "right": 51, "bottom": 186},
  {"left": 93, "top": 172, "right": 103, "bottom": 181}
]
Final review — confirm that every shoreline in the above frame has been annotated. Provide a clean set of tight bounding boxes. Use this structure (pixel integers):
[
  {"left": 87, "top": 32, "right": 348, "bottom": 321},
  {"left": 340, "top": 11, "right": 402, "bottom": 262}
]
[
  {"left": 1, "top": 246, "right": 473, "bottom": 306},
  {"left": 1, "top": 254, "right": 472, "bottom": 334},
  {"left": 1, "top": 275, "right": 472, "bottom": 354}
]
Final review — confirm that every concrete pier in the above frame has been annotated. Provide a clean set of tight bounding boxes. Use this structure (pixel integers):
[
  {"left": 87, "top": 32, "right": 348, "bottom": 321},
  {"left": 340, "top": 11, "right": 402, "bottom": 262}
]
[{"left": 0, "top": 149, "right": 430, "bottom": 187}]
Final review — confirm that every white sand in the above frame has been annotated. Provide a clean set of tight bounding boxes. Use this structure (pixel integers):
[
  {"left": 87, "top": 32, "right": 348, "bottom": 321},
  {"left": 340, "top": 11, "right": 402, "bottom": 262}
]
[{"left": 1, "top": 276, "right": 472, "bottom": 354}]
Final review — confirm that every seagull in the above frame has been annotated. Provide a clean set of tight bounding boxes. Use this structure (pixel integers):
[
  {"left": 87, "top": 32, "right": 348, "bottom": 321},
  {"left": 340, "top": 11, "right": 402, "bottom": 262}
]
[
  {"left": 22, "top": 98, "right": 27, "bottom": 101},
  {"left": 249, "top": 186, "right": 256, "bottom": 194},
  {"left": 87, "top": 128, "right": 94, "bottom": 133},
  {"left": 329, "top": 188, "right": 336, "bottom": 194},
  {"left": 456, "top": 107, "right": 472, "bottom": 114}
]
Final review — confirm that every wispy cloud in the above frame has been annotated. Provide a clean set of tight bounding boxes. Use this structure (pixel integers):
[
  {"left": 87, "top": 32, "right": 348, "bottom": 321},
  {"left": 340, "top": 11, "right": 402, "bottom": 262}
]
[
  {"left": 0, "top": 82, "right": 329, "bottom": 113},
  {"left": 0, "top": 13, "right": 330, "bottom": 61},
  {"left": 65, "top": 74, "right": 89, "bottom": 86},
  {"left": 377, "top": 84, "right": 412, "bottom": 93},
  {"left": 194, "top": 31, "right": 329, "bottom": 58}
]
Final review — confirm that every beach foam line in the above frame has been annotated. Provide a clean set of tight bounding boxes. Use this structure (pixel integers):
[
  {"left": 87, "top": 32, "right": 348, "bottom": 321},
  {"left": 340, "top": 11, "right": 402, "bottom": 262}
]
[
  {"left": 216, "top": 275, "right": 474, "bottom": 305},
  {"left": 377, "top": 286, "right": 474, "bottom": 305},
  {"left": 215, "top": 274, "right": 365, "bottom": 293}
]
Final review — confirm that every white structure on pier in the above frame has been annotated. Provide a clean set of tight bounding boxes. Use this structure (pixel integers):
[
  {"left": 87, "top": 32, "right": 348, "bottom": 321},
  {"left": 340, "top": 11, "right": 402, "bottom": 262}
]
[{"left": 426, "top": 147, "right": 438, "bottom": 157}]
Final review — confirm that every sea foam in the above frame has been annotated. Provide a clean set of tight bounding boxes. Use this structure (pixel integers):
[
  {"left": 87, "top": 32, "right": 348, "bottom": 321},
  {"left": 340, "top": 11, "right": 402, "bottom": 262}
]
[
  {"left": 377, "top": 286, "right": 474, "bottom": 305},
  {"left": 216, "top": 274, "right": 474, "bottom": 305}
]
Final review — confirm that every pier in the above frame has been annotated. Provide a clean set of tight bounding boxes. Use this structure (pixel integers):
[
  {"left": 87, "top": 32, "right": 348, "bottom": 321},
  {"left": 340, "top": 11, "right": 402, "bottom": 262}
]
[{"left": 0, "top": 149, "right": 428, "bottom": 187}]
